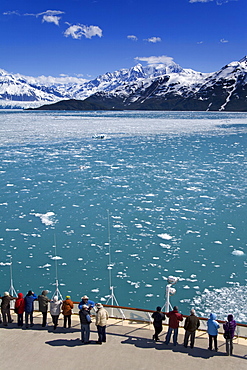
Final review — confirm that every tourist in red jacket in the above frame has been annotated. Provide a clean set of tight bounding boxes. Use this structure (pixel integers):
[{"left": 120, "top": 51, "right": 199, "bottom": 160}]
[
  {"left": 164, "top": 306, "right": 183, "bottom": 346},
  {"left": 15, "top": 293, "right": 25, "bottom": 327}
]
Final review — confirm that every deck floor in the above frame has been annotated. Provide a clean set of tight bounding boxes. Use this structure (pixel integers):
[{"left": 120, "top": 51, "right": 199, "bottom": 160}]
[{"left": 1, "top": 312, "right": 247, "bottom": 369}]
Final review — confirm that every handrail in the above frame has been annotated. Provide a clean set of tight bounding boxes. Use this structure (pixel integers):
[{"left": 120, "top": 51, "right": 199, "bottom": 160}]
[{"left": 2, "top": 298, "right": 247, "bottom": 330}]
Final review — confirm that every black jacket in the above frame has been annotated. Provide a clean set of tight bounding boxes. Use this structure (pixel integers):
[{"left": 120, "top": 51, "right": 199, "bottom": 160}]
[
  {"left": 79, "top": 309, "right": 91, "bottom": 325},
  {"left": 152, "top": 311, "right": 165, "bottom": 327}
]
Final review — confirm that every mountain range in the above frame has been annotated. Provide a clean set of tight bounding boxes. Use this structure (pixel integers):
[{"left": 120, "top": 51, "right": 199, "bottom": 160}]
[{"left": 1, "top": 57, "right": 247, "bottom": 111}]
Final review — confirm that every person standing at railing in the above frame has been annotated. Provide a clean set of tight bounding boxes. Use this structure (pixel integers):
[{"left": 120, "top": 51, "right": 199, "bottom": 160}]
[
  {"left": 62, "top": 295, "right": 73, "bottom": 328},
  {"left": 223, "top": 314, "right": 236, "bottom": 356},
  {"left": 78, "top": 295, "right": 95, "bottom": 311},
  {"left": 151, "top": 306, "right": 166, "bottom": 342},
  {"left": 207, "top": 313, "right": 220, "bottom": 352},
  {"left": 38, "top": 290, "right": 50, "bottom": 327},
  {"left": 95, "top": 303, "right": 109, "bottom": 344},
  {"left": 24, "top": 290, "right": 37, "bottom": 328},
  {"left": 164, "top": 306, "right": 183, "bottom": 346},
  {"left": 15, "top": 293, "right": 25, "bottom": 327},
  {"left": 50, "top": 296, "right": 63, "bottom": 330},
  {"left": 183, "top": 309, "right": 200, "bottom": 349},
  {"left": 1, "top": 292, "right": 14, "bottom": 326},
  {"left": 79, "top": 304, "right": 92, "bottom": 344}
]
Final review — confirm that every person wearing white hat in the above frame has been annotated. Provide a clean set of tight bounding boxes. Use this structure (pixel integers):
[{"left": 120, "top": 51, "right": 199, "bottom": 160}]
[
  {"left": 78, "top": 295, "right": 95, "bottom": 311},
  {"left": 95, "top": 303, "right": 109, "bottom": 344}
]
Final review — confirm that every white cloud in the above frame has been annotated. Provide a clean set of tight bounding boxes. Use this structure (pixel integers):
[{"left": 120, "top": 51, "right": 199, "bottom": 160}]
[
  {"left": 189, "top": 0, "right": 237, "bottom": 4},
  {"left": 64, "top": 24, "right": 103, "bottom": 39},
  {"left": 189, "top": 0, "right": 213, "bottom": 3},
  {"left": 27, "top": 74, "right": 88, "bottom": 85},
  {"left": 37, "top": 10, "right": 65, "bottom": 17},
  {"left": 24, "top": 10, "right": 64, "bottom": 25},
  {"left": 135, "top": 55, "right": 174, "bottom": 65},
  {"left": 127, "top": 35, "right": 138, "bottom": 41},
  {"left": 25, "top": 10, "right": 65, "bottom": 17},
  {"left": 145, "top": 37, "right": 162, "bottom": 43},
  {"left": 3, "top": 10, "right": 20, "bottom": 16},
  {"left": 220, "top": 38, "right": 229, "bottom": 43},
  {"left": 42, "top": 15, "right": 61, "bottom": 26}
]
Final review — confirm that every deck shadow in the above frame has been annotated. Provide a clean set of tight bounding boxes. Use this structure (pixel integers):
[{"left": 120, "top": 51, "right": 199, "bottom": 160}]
[{"left": 45, "top": 338, "right": 82, "bottom": 347}]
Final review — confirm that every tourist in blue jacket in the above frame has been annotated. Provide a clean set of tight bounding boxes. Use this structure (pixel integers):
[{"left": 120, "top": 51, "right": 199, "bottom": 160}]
[
  {"left": 24, "top": 290, "right": 37, "bottom": 328},
  {"left": 207, "top": 313, "right": 220, "bottom": 351},
  {"left": 78, "top": 295, "right": 95, "bottom": 311}
]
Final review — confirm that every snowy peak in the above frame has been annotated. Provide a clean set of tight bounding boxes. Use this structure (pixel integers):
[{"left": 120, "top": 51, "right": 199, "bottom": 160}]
[{"left": 0, "top": 56, "right": 247, "bottom": 111}]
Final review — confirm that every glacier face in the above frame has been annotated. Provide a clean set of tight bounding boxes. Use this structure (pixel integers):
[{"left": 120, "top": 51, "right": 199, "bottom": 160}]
[{"left": 0, "top": 57, "right": 247, "bottom": 111}]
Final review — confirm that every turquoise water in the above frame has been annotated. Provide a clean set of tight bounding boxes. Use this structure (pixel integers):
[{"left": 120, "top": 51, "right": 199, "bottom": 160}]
[{"left": 0, "top": 110, "right": 246, "bottom": 322}]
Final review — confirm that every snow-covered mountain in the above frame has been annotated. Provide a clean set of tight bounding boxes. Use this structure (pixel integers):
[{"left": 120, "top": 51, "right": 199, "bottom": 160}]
[
  {"left": 74, "top": 56, "right": 247, "bottom": 112},
  {"left": 1, "top": 56, "right": 247, "bottom": 111},
  {"left": 0, "top": 60, "right": 205, "bottom": 109}
]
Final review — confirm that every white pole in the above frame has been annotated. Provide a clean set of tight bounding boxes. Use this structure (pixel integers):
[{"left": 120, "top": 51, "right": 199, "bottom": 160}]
[
  {"left": 8, "top": 256, "right": 17, "bottom": 308},
  {"left": 52, "top": 234, "right": 63, "bottom": 300},
  {"left": 165, "top": 284, "right": 171, "bottom": 313}
]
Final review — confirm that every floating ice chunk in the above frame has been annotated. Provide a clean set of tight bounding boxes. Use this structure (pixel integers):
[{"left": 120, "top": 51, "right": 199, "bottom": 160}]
[
  {"left": 160, "top": 243, "right": 171, "bottom": 249},
  {"left": 145, "top": 294, "right": 153, "bottom": 297},
  {"left": 78, "top": 258, "right": 83, "bottom": 261},
  {"left": 0, "top": 262, "right": 11, "bottom": 266},
  {"left": 158, "top": 233, "right": 173, "bottom": 240},
  {"left": 91, "top": 288, "right": 99, "bottom": 293},
  {"left": 153, "top": 257, "right": 159, "bottom": 260},
  {"left": 51, "top": 256, "right": 63, "bottom": 260},
  {"left": 145, "top": 284, "right": 152, "bottom": 287},
  {"left": 183, "top": 285, "right": 190, "bottom": 289},
  {"left": 214, "top": 241, "right": 222, "bottom": 244},
  {"left": 41, "top": 263, "right": 51, "bottom": 268},
  {"left": 232, "top": 250, "right": 245, "bottom": 256},
  {"left": 31, "top": 211, "right": 56, "bottom": 226}
]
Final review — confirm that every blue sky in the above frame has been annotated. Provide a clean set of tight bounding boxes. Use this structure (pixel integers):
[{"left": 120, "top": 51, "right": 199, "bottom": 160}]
[{"left": 0, "top": 0, "right": 246, "bottom": 79}]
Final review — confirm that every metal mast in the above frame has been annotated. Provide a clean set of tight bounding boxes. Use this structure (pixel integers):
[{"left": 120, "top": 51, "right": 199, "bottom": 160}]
[
  {"left": 51, "top": 234, "right": 63, "bottom": 300},
  {"left": 105, "top": 210, "right": 125, "bottom": 319}
]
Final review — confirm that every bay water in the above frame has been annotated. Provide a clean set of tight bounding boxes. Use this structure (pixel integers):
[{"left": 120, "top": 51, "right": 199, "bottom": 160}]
[{"left": 0, "top": 110, "right": 246, "bottom": 322}]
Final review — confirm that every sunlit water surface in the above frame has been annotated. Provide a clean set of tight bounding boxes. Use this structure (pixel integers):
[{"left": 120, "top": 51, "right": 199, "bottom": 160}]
[{"left": 0, "top": 110, "right": 246, "bottom": 322}]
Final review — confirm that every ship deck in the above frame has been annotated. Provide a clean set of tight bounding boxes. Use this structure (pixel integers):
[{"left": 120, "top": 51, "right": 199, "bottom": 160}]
[{"left": 1, "top": 312, "right": 247, "bottom": 370}]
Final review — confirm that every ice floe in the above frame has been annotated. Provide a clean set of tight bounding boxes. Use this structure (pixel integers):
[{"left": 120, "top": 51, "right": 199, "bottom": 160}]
[
  {"left": 158, "top": 233, "right": 173, "bottom": 240},
  {"left": 31, "top": 211, "right": 56, "bottom": 226},
  {"left": 232, "top": 250, "right": 245, "bottom": 256}
]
